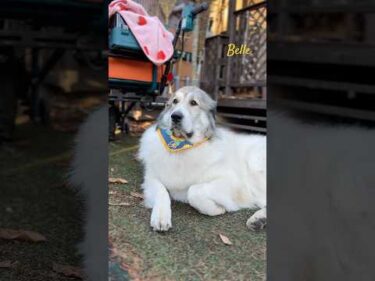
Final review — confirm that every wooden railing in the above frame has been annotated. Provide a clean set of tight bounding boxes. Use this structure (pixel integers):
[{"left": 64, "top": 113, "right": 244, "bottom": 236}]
[
  {"left": 200, "top": 1, "right": 267, "bottom": 133},
  {"left": 201, "top": 2, "right": 267, "bottom": 97},
  {"left": 199, "top": 34, "right": 229, "bottom": 99}
]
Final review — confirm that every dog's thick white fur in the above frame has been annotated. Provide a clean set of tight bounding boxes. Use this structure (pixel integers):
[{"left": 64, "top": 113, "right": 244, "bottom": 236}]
[
  {"left": 70, "top": 106, "right": 108, "bottom": 281},
  {"left": 138, "top": 86, "right": 266, "bottom": 231}
]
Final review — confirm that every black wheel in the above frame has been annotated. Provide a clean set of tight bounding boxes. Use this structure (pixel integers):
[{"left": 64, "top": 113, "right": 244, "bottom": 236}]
[{"left": 121, "top": 117, "right": 129, "bottom": 134}]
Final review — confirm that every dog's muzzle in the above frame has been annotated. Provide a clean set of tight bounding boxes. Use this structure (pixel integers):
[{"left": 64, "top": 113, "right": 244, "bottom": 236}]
[
  {"left": 170, "top": 111, "right": 193, "bottom": 138},
  {"left": 171, "top": 111, "right": 183, "bottom": 124}
]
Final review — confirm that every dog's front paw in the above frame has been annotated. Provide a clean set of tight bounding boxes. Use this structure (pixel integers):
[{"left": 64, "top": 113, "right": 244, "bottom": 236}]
[{"left": 150, "top": 205, "right": 172, "bottom": 232}]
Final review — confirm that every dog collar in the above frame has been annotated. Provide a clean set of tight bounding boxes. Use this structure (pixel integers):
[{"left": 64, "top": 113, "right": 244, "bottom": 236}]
[{"left": 157, "top": 127, "right": 208, "bottom": 153}]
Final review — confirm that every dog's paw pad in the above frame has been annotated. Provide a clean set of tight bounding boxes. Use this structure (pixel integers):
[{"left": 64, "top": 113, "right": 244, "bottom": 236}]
[{"left": 247, "top": 217, "right": 266, "bottom": 231}]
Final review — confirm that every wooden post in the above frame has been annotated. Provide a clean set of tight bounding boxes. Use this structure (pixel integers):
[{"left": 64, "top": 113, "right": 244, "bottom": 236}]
[
  {"left": 214, "top": 36, "right": 222, "bottom": 99},
  {"left": 192, "top": 17, "right": 199, "bottom": 86},
  {"left": 277, "top": 0, "right": 290, "bottom": 37},
  {"left": 225, "top": 0, "right": 236, "bottom": 96}
]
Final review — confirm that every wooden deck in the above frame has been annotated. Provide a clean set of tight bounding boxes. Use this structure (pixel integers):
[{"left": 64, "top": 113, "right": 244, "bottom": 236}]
[{"left": 217, "top": 98, "right": 266, "bottom": 133}]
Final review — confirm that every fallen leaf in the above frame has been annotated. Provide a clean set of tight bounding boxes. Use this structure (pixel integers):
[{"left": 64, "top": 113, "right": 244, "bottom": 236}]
[
  {"left": 0, "top": 260, "right": 17, "bottom": 268},
  {"left": 219, "top": 234, "right": 233, "bottom": 245},
  {"left": 132, "top": 153, "right": 139, "bottom": 160},
  {"left": 109, "top": 177, "right": 128, "bottom": 184},
  {"left": 109, "top": 191, "right": 117, "bottom": 195},
  {"left": 109, "top": 202, "right": 131, "bottom": 206},
  {"left": 0, "top": 229, "right": 46, "bottom": 242},
  {"left": 130, "top": 192, "right": 143, "bottom": 199},
  {"left": 53, "top": 263, "right": 83, "bottom": 279}
]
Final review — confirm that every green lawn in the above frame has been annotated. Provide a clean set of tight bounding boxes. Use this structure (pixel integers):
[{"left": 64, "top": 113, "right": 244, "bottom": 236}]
[
  {"left": 0, "top": 123, "right": 83, "bottom": 281},
  {"left": 109, "top": 136, "right": 266, "bottom": 281}
]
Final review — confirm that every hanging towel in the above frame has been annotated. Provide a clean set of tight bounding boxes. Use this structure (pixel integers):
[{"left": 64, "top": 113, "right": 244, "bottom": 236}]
[{"left": 109, "top": 0, "right": 174, "bottom": 65}]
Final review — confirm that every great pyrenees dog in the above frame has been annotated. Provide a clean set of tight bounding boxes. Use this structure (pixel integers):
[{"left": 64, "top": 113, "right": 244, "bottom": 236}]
[{"left": 138, "top": 86, "right": 266, "bottom": 231}]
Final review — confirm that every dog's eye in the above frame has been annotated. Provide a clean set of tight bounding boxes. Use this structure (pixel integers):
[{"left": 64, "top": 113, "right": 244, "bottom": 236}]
[
  {"left": 190, "top": 100, "right": 198, "bottom": 106},
  {"left": 172, "top": 98, "right": 178, "bottom": 104}
]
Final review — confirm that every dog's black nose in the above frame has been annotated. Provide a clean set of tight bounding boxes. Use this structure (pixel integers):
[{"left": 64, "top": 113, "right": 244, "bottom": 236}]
[{"left": 171, "top": 112, "right": 183, "bottom": 123}]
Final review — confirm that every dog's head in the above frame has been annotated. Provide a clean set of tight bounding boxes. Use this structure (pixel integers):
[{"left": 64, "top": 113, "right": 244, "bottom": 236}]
[{"left": 157, "top": 86, "right": 217, "bottom": 143}]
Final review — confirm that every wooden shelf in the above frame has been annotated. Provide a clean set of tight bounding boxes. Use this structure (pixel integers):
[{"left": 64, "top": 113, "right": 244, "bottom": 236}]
[{"left": 218, "top": 98, "right": 266, "bottom": 109}]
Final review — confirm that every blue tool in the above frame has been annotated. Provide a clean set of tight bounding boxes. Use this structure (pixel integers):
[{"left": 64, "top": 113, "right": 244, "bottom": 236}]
[{"left": 181, "top": 2, "right": 209, "bottom": 32}]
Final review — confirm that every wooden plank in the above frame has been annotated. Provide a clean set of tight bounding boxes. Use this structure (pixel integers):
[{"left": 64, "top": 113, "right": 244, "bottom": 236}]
[
  {"left": 275, "top": 99, "right": 375, "bottom": 122},
  {"left": 205, "top": 34, "right": 229, "bottom": 41},
  {"left": 275, "top": 0, "right": 290, "bottom": 36},
  {"left": 218, "top": 98, "right": 266, "bottom": 109},
  {"left": 234, "top": 1, "right": 267, "bottom": 14},
  {"left": 0, "top": 30, "right": 103, "bottom": 50},
  {"left": 269, "top": 41, "right": 375, "bottom": 66},
  {"left": 218, "top": 112, "right": 267, "bottom": 121},
  {"left": 270, "top": 76, "right": 375, "bottom": 94},
  {"left": 217, "top": 121, "right": 267, "bottom": 133},
  {"left": 270, "top": 4, "right": 375, "bottom": 13},
  {"left": 224, "top": 0, "right": 236, "bottom": 96},
  {"left": 230, "top": 81, "right": 267, "bottom": 88}
]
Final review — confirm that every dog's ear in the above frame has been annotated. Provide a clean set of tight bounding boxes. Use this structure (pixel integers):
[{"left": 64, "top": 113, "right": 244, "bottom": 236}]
[
  {"left": 165, "top": 92, "right": 176, "bottom": 108},
  {"left": 206, "top": 99, "right": 217, "bottom": 138},
  {"left": 205, "top": 110, "right": 216, "bottom": 139},
  {"left": 197, "top": 89, "right": 217, "bottom": 133},
  {"left": 207, "top": 95, "right": 217, "bottom": 121},
  {"left": 199, "top": 89, "right": 216, "bottom": 109},
  {"left": 210, "top": 108, "right": 216, "bottom": 121}
]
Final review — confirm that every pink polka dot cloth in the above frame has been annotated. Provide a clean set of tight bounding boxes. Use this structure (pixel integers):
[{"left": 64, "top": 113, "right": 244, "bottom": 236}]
[{"left": 109, "top": 0, "right": 174, "bottom": 65}]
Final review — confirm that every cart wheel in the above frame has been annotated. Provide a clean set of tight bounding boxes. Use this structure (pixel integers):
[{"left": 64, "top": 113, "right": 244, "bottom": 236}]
[
  {"left": 109, "top": 104, "right": 117, "bottom": 141},
  {"left": 143, "top": 101, "right": 154, "bottom": 112},
  {"left": 121, "top": 118, "right": 129, "bottom": 135},
  {"left": 38, "top": 98, "right": 50, "bottom": 125}
]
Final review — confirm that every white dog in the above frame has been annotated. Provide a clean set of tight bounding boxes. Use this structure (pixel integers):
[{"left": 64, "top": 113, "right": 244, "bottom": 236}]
[
  {"left": 70, "top": 106, "right": 108, "bottom": 281},
  {"left": 138, "top": 86, "right": 266, "bottom": 231}
]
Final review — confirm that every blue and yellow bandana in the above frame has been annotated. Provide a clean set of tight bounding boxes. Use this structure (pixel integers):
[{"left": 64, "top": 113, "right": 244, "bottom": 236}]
[{"left": 157, "top": 127, "right": 208, "bottom": 153}]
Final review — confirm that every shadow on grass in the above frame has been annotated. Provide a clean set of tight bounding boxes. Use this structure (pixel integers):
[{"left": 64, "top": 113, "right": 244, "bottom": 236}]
[
  {"left": 0, "top": 123, "right": 83, "bottom": 281},
  {"left": 109, "top": 136, "right": 266, "bottom": 281}
]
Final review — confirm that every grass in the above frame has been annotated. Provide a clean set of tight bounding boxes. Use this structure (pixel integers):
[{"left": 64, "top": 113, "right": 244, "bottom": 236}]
[
  {"left": 0, "top": 123, "right": 83, "bottom": 281},
  {"left": 109, "top": 136, "right": 266, "bottom": 281}
]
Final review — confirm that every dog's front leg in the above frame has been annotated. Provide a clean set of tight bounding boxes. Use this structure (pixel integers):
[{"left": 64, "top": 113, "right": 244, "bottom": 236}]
[
  {"left": 187, "top": 181, "right": 228, "bottom": 216},
  {"left": 142, "top": 178, "right": 172, "bottom": 231}
]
